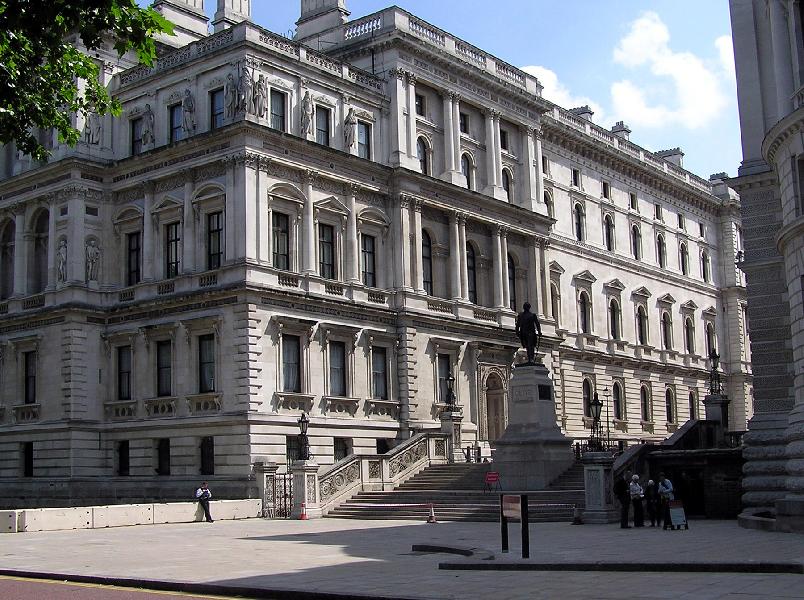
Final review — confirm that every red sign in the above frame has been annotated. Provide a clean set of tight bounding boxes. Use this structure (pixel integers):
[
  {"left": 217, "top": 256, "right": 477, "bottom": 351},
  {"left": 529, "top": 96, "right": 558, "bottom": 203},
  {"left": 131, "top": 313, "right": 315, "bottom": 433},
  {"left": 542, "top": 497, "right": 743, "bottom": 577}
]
[
  {"left": 485, "top": 471, "right": 500, "bottom": 484},
  {"left": 502, "top": 494, "right": 521, "bottom": 519}
]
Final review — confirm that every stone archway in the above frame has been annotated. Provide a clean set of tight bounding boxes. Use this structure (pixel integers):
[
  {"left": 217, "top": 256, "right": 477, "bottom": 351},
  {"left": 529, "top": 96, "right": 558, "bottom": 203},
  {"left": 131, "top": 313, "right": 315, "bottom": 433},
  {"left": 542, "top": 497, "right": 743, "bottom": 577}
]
[{"left": 486, "top": 372, "right": 506, "bottom": 443}]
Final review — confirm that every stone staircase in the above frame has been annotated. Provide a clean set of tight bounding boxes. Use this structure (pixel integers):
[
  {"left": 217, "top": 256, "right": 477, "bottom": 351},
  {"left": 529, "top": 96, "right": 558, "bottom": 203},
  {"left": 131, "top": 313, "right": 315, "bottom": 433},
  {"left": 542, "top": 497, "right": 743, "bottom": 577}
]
[{"left": 326, "top": 461, "right": 585, "bottom": 522}]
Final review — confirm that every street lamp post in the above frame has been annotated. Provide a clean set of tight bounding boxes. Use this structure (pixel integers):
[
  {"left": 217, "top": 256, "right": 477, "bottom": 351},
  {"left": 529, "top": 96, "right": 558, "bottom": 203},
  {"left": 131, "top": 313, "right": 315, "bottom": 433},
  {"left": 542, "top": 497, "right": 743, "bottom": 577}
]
[
  {"left": 603, "top": 386, "right": 611, "bottom": 449},
  {"left": 297, "top": 412, "right": 311, "bottom": 461},
  {"left": 589, "top": 391, "right": 603, "bottom": 452},
  {"left": 445, "top": 373, "right": 456, "bottom": 409}
]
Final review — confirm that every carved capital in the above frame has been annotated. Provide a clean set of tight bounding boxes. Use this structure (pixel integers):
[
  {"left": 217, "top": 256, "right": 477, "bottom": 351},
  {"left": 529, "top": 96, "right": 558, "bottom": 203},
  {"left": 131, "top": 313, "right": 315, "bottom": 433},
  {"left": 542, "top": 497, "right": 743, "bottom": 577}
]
[
  {"left": 304, "top": 169, "right": 318, "bottom": 185},
  {"left": 389, "top": 68, "right": 406, "bottom": 81},
  {"left": 348, "top": 182, "right": 360, "bottom": 196},
  {"left": 406, "top": 71, "right": 417, "bottom": 85},
  {"left": 413, "top": 198, "right": 424, "bottom": 212}
]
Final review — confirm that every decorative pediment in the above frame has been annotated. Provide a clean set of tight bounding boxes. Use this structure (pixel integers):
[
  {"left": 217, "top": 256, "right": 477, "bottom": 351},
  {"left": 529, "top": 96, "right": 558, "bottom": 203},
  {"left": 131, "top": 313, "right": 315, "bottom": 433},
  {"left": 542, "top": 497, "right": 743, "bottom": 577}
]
[
  {"left": 703, "top": 306, "right": 718, "bottom": 317},
  {"left": 315, "top": 195, "right": 348, "bottom": 216},
  {"left": 113, "top": 206, "right": 142, "bottom": 224},
  {"left": 549, "top": 261, "right": 565, "bottom": 275},
  {"left": 680, "top": 300, "right": 698, "bottom": 312},
  {"left": 572, "top": 270, "right": 597, "bottom": 285},
  {"left": 657, "top": 293, "right": 676, "bottom": 305},
  {"left": 358, "top": 207, "right": 390, "bottom": 227},
  {"left": 268, "top": 182, "right": 305, "bottom": 204},
  {"left": 631, "top": 286, "right": 652, "bottom": 299},
  {"left": 193, "top": 183, "right": 225, "bottom": 203},
  {"left": 153, "top": 195, "right": 182, "bottom": 213},
  {"left": 603, "top": 278, "right": 625, "bottom": 293}
]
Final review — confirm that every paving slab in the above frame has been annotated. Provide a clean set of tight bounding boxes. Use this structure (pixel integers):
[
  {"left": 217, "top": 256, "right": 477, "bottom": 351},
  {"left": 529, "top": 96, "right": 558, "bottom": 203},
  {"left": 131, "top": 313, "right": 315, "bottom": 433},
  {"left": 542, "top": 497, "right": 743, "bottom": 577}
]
[{"left": 0, "top": 518, "right": 801, "bottom": 600}]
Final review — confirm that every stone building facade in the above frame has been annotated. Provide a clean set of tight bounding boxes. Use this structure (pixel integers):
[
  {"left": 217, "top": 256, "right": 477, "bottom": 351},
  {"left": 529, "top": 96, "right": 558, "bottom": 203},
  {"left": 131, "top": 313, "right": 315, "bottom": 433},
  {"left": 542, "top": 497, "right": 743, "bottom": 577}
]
[
  {"left": 729, "top": 0, "right": 804, "bottom": 531},
  {"left": 0, "top": 0, "right": 751, "bottom": 505}
]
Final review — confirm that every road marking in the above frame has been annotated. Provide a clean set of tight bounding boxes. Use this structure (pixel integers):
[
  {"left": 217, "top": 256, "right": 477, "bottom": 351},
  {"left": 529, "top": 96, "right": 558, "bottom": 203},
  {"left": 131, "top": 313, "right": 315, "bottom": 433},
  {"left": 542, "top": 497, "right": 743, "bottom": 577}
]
[{"left": 0, "top": 575, "right": 240, "bottom": 599}]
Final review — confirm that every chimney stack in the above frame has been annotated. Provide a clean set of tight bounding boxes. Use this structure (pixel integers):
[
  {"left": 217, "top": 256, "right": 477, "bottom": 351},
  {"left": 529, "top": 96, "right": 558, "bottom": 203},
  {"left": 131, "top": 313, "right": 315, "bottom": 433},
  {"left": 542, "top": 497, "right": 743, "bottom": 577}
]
[
  {"left": 655, "top": 147, "right": 685, "bottom": 168},
  {"left": 153, "top": 0, "right": 209, "bottom": 45},
  {"left": 611, "top": 121, "right": 631, "bottom": 141},
  {"left": 213, "top": 0, "right": 251, "bottom": 33},
  {"left": 295, "top": 0, "right": 350, "bottom": 44},
  {"left": 569, "top": 105, "right": 594, "bottom": 122}
]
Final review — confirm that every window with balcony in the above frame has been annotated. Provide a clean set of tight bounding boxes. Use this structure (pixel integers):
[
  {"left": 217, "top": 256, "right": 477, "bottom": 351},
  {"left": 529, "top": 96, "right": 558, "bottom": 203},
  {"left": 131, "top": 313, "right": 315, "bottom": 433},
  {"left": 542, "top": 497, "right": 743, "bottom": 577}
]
[
  {"left": 319, "top": 223, "right": 335, "bottom": 280},
  {"left": 282, "top": 334, "right": 301, "bottom": 393},
  {"left": 206, "top": 211, "right": 223, "bottom": 270},
  {"left": 198, "top": 334, "right": 215, "bottom": 393},
  {"left": 156, "top": 340, "right": 172, "bottom": 397},
  {"left": 165, "top": 222, "right": 180, "bottom": 278},
  {"left": 361, "top": 234, "right": 376, "bottom": 287},
  {"left": 272, "top": 212, "right": 290, "bottom": 270}
]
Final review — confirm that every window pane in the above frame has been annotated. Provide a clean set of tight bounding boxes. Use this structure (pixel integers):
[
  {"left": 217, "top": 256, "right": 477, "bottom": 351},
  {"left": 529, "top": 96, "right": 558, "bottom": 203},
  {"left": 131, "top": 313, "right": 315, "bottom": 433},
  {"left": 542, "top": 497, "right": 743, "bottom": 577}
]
[
  {"left": 270, "top": 90, "right": 286, "bottom": 132},
  {"left": 118, "top": 346, "right": 132, "bottom": 400},
  {"left": 315, "top": 106, "right": 330, "bottom": 146},
  {"left": 361, "top": 234, "right": 376, "bottom": 287},
  {"left": 131, "top": 118, "right": 143, "bottom": 155},
  {"left": 24, "top": 351, "right": 36, "bottom": 404},
  {"left": 165, "top": 223, "right": 180, "bottom": 278},
  {"left": 156, "top": 341, "right": 172, "bottom": 397},
  {"left": 466, "top": 245, "right": 477, "bottom": 304},
  {"left": 422, "top": 232, "right": 433, "bottom": 295},
  {"left": 127, "top": 232, "right": 141, "bottom": 286},
  {"left": 198, "top": 334, "right": 215, "bottom": 393},
  {"left": 207, "top": 211, "right": 223, "bottom": 270},
  {"left": 200, "top": 436, "right": 215, "bottom": 476},
  {"left": 372, "top": 346, "right": 387, "bottom": 400},
  {"left": 282, "top": 335, "right": 300, "bottom": 393},
  {"left": 319, "top": 224, "right": 335, "bottom": 279},
  {"left": 329, "top": 341, "right": 346, "bottom": 397},
  {"left": 273, "top": 212, "right": 290, "bottom": 270},
  {"left": 437, "top": 354, "right": 451, "bottom": 403},
  {"left": 170, "top": 105, "right": 183, "bottom": 143},
  {"left": 210, "top": 89, "right": 224, "bottom": 129},
  {"left": 358, "top": 122, "right": 371, "bottom": 159}
]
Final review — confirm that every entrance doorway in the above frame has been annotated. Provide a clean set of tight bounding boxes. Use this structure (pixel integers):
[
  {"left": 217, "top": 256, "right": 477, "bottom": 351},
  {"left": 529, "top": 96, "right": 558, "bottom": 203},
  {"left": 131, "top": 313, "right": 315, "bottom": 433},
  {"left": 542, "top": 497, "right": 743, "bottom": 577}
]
[{"left": 486, "top": 373, "right": 505, "bottom": 443}]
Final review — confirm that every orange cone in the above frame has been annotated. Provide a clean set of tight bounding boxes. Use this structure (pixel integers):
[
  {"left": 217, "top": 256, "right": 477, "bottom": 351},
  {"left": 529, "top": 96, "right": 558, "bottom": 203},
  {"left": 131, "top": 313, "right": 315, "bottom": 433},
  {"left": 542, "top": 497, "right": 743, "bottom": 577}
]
[
  {"left": 426, "top": 503, "right": 437, "bottom": 524},
  {"left": 299, "top": 502, "right": 308, "bottom": 520}
]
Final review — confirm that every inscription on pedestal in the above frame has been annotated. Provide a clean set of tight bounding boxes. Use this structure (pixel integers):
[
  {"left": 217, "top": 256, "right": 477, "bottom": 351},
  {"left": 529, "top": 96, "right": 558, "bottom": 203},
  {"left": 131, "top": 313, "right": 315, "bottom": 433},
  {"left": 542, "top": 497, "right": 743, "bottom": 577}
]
[{"left": 512, "top": 387, "right": 532, "bottom": 403}]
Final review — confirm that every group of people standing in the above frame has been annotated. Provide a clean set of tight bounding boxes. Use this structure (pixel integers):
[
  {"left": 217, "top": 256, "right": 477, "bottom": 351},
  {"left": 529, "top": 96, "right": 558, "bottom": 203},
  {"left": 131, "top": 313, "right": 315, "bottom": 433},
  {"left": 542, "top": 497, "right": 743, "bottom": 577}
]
[{"left": 614, "top": 471, "right": 674, "bottom": 529}]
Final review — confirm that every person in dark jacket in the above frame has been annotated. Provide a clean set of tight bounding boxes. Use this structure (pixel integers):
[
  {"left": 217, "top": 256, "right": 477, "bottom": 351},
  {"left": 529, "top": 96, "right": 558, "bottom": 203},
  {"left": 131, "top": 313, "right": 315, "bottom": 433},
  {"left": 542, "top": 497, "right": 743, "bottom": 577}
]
[
  {"left": 644, "top": 479, "right": 660, "bottom": 527},
  {"left": 613, "top": 471, "right": 631, "bottom": 528},
  {"left": 195, "top": 482, "right": 214, "bottom": 523}
]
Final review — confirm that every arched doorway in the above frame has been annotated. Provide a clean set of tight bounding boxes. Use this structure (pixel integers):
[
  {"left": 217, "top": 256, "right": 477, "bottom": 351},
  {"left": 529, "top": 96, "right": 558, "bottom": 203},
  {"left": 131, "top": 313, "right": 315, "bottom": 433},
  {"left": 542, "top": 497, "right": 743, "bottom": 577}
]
[{"left": 485, "top": 372, "right": 505, "bottom": 444}]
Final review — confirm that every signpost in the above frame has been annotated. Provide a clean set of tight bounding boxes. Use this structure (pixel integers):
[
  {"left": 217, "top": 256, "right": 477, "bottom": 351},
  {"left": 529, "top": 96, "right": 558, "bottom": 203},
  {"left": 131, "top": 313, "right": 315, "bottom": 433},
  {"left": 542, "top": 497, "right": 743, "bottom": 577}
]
[
  {"left": 668, "top": 500, "right": 689, "bottom": 530},
  {"left": 484, "top": 471, "right": 501, "bottom": 492},
  {"left": 499, "top": 494, "right": 529, "bottom": 558}
]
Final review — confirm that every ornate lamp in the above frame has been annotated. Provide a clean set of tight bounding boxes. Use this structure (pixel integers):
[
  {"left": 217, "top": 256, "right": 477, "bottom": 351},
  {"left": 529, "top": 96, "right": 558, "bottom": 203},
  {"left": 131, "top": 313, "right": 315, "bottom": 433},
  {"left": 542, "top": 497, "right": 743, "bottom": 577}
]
[
  {"left": 297, "top": 412, "right": 311, "bottom": 461},
  {"left": 589, "top": 392, "right": 604, "bottom": 451},
  {"left": 446, "top": 373, "right": 456, "bottom": 408}
]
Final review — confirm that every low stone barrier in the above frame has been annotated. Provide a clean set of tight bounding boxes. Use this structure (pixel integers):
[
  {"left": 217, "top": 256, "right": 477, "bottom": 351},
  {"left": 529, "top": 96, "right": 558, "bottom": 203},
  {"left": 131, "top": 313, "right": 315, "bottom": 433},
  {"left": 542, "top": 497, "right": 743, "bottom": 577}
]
[{"left": 2, "top": 499, "right": 262, "bottom": 534}]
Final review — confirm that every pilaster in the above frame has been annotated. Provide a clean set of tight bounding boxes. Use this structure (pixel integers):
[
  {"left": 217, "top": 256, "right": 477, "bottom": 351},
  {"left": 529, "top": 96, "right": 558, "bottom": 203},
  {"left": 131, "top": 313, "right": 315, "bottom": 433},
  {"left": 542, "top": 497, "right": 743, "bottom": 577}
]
[
  {"left": 182, "top": 170, "right": 196, "bottom": 273},
  {"left": 411, "top": 199, "right": 425, "bottom": 294},
  {"left": 501, "top": 230, "right": 510, "bottom": 309},
  {"left": 142, "top": 184, "right": 155, "bottom": 281},
  {"left": 458, "top": 213, "right": 469, "bottom": 302},
  {"left": 346, "top": 183, "right": 359, "bottom": 284},
  {"left": 449, "top": 211, "right": 461, "bottom": 300},
  {"left": 302, "top": 170, "right": 317, "bottom": 276},
  {"left": 492, "top": 225, "right": 504, "bottom": 308}
]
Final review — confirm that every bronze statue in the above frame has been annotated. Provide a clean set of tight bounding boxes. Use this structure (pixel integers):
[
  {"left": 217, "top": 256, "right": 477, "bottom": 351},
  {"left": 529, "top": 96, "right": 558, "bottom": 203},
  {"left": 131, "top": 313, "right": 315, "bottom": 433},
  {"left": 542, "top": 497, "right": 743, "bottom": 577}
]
[
  {"left": 709, "top": 349, "right": 722, "bottom": 394},
  {"left": 515, "top": 302, "right": 542, "bottom": 365}
]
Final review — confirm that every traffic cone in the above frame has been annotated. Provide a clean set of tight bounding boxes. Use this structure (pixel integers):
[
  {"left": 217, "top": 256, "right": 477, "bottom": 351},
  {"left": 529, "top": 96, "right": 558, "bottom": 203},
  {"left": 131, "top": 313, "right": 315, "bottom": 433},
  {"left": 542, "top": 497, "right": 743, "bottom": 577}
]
[
  {"left": 426, "top": 503, "right": 437, "bottom": 524},
  {"left": 299, "top": 502, "right": 308, "bottom": 520}
]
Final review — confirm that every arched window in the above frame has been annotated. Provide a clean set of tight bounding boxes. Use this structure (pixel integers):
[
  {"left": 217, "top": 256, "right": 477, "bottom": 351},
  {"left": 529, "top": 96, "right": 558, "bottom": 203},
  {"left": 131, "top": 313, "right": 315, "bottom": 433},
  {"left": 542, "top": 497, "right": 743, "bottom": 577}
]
[
  {"left": 422, "top": 231, "right": 433, "bottom": 296},
  {"left": 631, "top": 225, "right": 642, "bottom": 260},
  {"left": 665, "top": 388, "right": 675, "bottom": 423},
  {"left": 551, "top": 283, "right": 560, "bottom": 325},
  {"left": 574, "top": 203, "right": 585, "bottom": 242},
  {"left": 501, "top": 169, "right": 513, "bottom": 202},
  {"left": 583, "top": 379, "right": 593, "bottom": 417},
  {"left": 579, "top": 291, "right": 591, "bottom": 334},
  {"left": 613, "top": 382, "right": 624, "bottom": 420},
  {"left": 661, "top": 311, "right": 673, "bottom": 350},
  {"left": 604, "top": 214, "right": 615, "bottom": 251},
  {"left": 640, "top": 386, "right": 651, "bottom": 421},
  {"left": 0, "top": 219, "right": 15, "bottom": 300},
  {"left": 684, "top": 317, "right": 695, "bottom": 354},
  {"left": 701, "top": 250, "right": 710, "bottom": 282},
  {"left": 507, "top": 254, "right": 516, "bottom": 311},
  {"left": 609, "top": 298, "right": 621, "bottom": 340},
  {"left": 30, "top": 210, "right": 49, "bottom": 294},
  {"left": 705, "top": 322, "right": 716, "bottom": 354},
  {"left": 466, "top": 243, "right": 477, "bottom": 304},
  {"left": 416, "top": 137, "right": 429, "bottom": 175},
  {"left": 637, "top": 305, "right": 648, "bottom": 345},
  {"left": 680, "top": 242, "right": 689, "bottom": 275},
  {"left": 544, "top": 191, "right": 554, "bottom": 218},
  {"left": 460, "top": 154, "right": 473, "bottom": 190},
  {"left": 657, "top": 234, "right": 666, "bottom": 268},
  {"left": 688, "top": 391, "right": 697, "bottom": 420}
]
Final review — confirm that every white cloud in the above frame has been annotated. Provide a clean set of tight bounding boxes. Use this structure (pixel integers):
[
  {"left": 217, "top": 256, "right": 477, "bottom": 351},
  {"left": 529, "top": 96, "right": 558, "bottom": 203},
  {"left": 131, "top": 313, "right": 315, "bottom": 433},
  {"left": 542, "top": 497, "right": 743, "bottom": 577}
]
[
  {"left": 715, "top": 34, "right": 736, "bottom": 81},
  {"left": 521, "top": 65, "right": 606, "bottom": 123},
  {"left": 610, "top": 12, "right": 727, "bottom": 130}
]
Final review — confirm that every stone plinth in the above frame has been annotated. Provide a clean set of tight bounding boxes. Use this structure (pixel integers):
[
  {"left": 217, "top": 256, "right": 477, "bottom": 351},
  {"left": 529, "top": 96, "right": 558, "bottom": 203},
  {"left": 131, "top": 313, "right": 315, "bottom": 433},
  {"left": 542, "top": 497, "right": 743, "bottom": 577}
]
[
  {"left": 253, "top": 460, "right": 279, "bottom": 518},
  {"left": 493, "top": 359, "right": 573, "bottom": 490},
  {"left": 581, "top": 452, "right": 618, "bottom": 524},
  {"left": 440, "top": 408, "right": 464, "bottom": 463},
  {"left": 290, "top": 460, "right": 322, "bottom": 519}
]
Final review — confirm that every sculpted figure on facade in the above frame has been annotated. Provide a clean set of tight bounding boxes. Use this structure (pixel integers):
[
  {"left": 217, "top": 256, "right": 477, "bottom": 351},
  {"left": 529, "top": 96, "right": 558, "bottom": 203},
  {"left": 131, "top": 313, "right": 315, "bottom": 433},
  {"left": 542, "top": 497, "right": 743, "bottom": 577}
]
[
  {"left": 84, "top": 112, "right": 102, "bottom": 145},
  {"left": 57, "top": 239, "right": 68, "bottom": 283},
  {"left": 238, "top": 65, "right": 254, "bottom": 114},
  {"left": 344, "top": 107, "right": 357, "bottom": 150},
  {"left": 300, "top": 90, "right": 314, "bottom": 138},
  {"left": 224, "top": 72, "right": 238, "bottom": 119},
  {"left": 254, "top": 74, "right": 268, "bottom": 118},
  {"left": 141, "top": 104, "right": 155, "bottom": 146},
  {"left": 515, "top": 302, "right": 542, "bottom": 365},
  {"left": 85, "top": 239, "right": 101, "bottom": 282},
  {"left": 182, "top": 89, "right": 196, "bottom": 135}
]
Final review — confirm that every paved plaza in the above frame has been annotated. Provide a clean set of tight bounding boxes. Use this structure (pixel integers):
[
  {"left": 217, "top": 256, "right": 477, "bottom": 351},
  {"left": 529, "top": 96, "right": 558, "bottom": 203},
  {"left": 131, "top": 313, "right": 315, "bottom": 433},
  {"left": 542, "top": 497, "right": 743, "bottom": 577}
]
[{"left": 0, "top": 518, "right": 802, "bottom": 599}]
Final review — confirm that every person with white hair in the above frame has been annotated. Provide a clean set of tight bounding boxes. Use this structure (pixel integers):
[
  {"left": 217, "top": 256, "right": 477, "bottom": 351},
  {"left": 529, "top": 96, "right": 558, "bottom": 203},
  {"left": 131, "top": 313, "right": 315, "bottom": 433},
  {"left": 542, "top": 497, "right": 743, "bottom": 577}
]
[
  {"left": 629, "top": 474, "right": 645, "bottom": 527},
  {"left": 644, "top": 478, "right": 660, "bottom": 527}
]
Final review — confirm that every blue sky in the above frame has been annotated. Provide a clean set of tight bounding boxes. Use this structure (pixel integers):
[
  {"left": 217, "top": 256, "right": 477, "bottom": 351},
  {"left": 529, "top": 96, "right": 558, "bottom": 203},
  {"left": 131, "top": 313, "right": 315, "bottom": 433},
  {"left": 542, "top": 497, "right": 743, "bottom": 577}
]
[{"left": 150, "top": 1, "right": 740, "bottom": 179}]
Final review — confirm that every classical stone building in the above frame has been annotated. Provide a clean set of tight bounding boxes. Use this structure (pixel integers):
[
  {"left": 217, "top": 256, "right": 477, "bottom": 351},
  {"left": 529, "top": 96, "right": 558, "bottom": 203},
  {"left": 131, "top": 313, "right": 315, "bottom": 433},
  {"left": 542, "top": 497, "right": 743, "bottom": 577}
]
[
  {"left": 0, "top": 0, "right": 751, "bottom": 505},
  {"left": 729, "top": 0, "right": 803, "bottom": 531}
]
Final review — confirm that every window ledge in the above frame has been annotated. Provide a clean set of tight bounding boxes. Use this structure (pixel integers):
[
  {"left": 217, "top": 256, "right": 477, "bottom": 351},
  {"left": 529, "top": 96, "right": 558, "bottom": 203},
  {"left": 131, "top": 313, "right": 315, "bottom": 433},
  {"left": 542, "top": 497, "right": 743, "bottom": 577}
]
[
  {"left": 666, "top": 422, "right": 679, "bottom": 433},
  {"left": 323, "top": 395, "right": 360, "bottom": 418},
  {"left": 11, "top": 403, "right": 40, "bottom": 423},
  {"left": 640, "top": 420, "right": 655, "bottom": 434},
  {"left": 613, "top": 419, "right": 628, "bottom": 432},
  {"left": 186, "top": 393, "right": 222, "bottom": 415},
  {"left": 105, "top": 400, "right": 138, "bottom": 420},
  {"left": 366, "top": 399, "right": 400, "bottom": 420},
  {"left": 144, "top": 397, "right": 178, "bottom": 418},
  {"left": 274, "top": 392, "right": 315, "bottom": 414}
]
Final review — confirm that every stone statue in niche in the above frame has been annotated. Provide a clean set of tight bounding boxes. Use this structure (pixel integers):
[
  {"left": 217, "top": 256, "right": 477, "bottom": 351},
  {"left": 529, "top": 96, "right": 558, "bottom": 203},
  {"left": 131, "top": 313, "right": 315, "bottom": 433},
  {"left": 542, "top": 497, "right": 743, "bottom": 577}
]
[
  {"left": 344, "top": 107, "right": 357, "bottom": 149},
  {"left": 224, "top": 72, "right": 238, "bottom": 119},
  {"left": 300, "top": 90, "right": 314, "bottom": 137},
  {"left": 57, "top": 239, "right": 68, "bottom": 283},
  {"left": 84, "top": 112, "right": 102, "bottom": 145},
  {"left": 515, "top": 302, "right": 542, "bottom": 365},
  {"left": 254, "top": 74, "right": 268, "bottom": 118},
  {"left": 141, "top": 104, "right": 155, "bottom": 146},
  {"left": 238, "top": 65, "right": 254, "bottom": 114},
  {"left": 182, "top": 89, "right": 196, "bottom": 134},
  {"left": 85, "top": 239, "right": 101, "bottom": 282}
]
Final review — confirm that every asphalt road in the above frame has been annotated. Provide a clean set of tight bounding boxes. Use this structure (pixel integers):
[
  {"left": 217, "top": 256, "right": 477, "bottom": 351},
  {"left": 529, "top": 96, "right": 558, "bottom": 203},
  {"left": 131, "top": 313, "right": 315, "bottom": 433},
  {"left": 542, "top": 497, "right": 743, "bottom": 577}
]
[{"left": 0, "top": 576, "right": 243, "bottom": 600}]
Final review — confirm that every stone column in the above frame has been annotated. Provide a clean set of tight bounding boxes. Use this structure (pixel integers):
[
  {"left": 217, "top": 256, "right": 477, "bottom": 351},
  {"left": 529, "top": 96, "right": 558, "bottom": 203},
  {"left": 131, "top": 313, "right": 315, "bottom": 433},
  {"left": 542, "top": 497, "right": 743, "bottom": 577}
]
[
  {"left": 244, "top": 155, "right": 259, "bottom": 262},
  {"left": 266, "top": 196, "right": 274, "bottom": 267},
  {"left": 492, "top": 225, "right": 504, "bottom": 309},
  {"left": 142, "top": 184, "right": 154, "bottom": 281},
  {"left": 539, "top": 240, "right": 550, "bottom": 317},
  {"left": 259, "top": 169, "right": 270, "bottom": 264},
  {"left": 46, "top": 201, "right": 57, "bottom": 289},
  {"left": 68, "top": 193, "right": 85, "bottom": 284},
  {"left": 406, "top": 72, "right": 418, "bottom": 162},
  {"left": 527, "top": 242, "right": 539, "bottom": 314},
  {"left": 396, "top": 195, "right": 412, "bottom": 290},
  {"left": 533, "top": 123, "right": 546, "bottom": 210},
  {"left": 493, "top": 112, "right": 503, "bottom": 187},
  {"left": 302, "top": 170, "right": 316, "bottom": 276},
  {"left": 412, "top": 199, "right": 425, "bottom": 294},
  {"left": 501, "top": 230, "right": 510, "bottom": 309},
  {"left": 290, "top": 459, "right": 322, "bottom": 519},
  {"left": 449, "top": 211, "right": 461, "bottom": 301},
  {"left": 520, "top": 126, "right": 535, "bottom": 210},
  {"left": 346, "top": 184, "right": 359, "bottom": 284},
  {"left": 484, "top": 110, "right": 498, "bottom": 191},
  {"left": 769, "top": 0, "right": 795, "bottom": 117},
  {"left": 440, "top": 407, "right": 464, "bottom": 463},
  {"left": 224, "top": 158, "right": 236, "bottom": 262},
  {"left": 443, "top": 91, "right": 456, "bottom": 175},
  {"left": 12, "top": 207, "right": 26, "bottom": 296},
  {"left": 452, "top": 94, "right": 461, "bottom": 169},
  {"left": 458, "top": 214, "right": 469, "bottom": 302},
  {"left": 182, "top": 170, "right": 196, "bottom": 273},
  {"left": 389, "top": 69, "right": 408, "bottom": 167}
]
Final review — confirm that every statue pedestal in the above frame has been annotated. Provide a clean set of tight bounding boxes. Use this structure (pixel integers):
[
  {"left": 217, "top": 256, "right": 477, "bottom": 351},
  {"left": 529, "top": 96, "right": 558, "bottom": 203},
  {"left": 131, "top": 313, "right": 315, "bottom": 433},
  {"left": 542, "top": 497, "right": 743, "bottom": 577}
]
[
  {"left": 440, "top": 408, "right": 464, "bottom": 463},
  {"left": 704, "top": 393, "right": 730, "bottom": 444},
  {"left": 581, "top": 452, "right": 619, "bottom": 524},
  {"left": 494, "top": 359, "right": 573, "bottom": 490},
  {"left": 290, "top": 459, "right": 322, "bottom": 519}
]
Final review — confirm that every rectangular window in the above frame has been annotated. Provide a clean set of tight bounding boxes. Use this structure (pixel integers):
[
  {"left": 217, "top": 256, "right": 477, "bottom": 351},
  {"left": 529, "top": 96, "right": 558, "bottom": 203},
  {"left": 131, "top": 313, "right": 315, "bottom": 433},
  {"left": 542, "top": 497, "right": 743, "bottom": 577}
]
[
  {"left": 117, "top": 346, "right": 132, "bottom": 401},
  {"left": 459, "top": 112, "right": 468, "bottom": 134},
  {"left": 270, "top": 90, "right": 286, "bottom": 132},
  {"left": 437, "top": 353, "right": 452, "bottom": 404},
  {"left": 24, "top": 351, "right": 36, "bottom": 405},
  {"left": 500, "top": 129, "right": 509, "bottom": 151},
  {"left": 319, "top": 223, "right": 335, "bottom": 280},
  {"left": 699, "top": 222, "right": 705, "bottom": 238},
  {"left": 629, "top": 192, "right": 638, "bottom": 211},
  {"left": 206, "top": 211, "right": 223, "bottom": 270},
  {"left": 541, "top": 155, "right": 549, "bottom": 176},
  {"left": 272, "top": 212, "right": 290, "bottom": 270},
  {"left": 602, "top": 181, "right": 611, "bottom": 199},
  {"left": 654, "top": 203, "right": 663, "bottom": 220},
  {"left": 198, "top": 334, "right": 215, "bottom": 393},
  {"left": 210, "top": 89, "right": 225, "bottom": 130},
  {"left": 357, "top": 121, "right": 371, "bottom": 159},
  {"left": 200, "top": 436, "right": 214, "bottom": 476},
  {"left": 329, "top": 341, "right": 347, "bottom": 397},
  {"left": 156, "top": 438, "right": 170, "bottom": 476},
  {"left": 334, "top": 437, "right": 351, "bottom": 461},
  {"left": 282, "top": 334, "right": 301, "bottom": 393},
  {"left": 286, "top": 435, "right": 300, "bottom": 463},
  {"left": 156, "top": 340, "right": 172, "bottom": 397},
  {"left": 315, "top": 106, "right": 331, "bottom": 146},
  {"left": 165, "top": 222, "right": 180, "bottom": 278},
  {"left": 169, "top": 104, "right": 183, "bottom": 143},
  {"left": 571, "top": 168, "right": 581, "bottom": 188},
  {"left": 126, "top": 232, "right": 141, "bottom": 286},
  {"left": 372, "top": 346, "right": 388, "bottom": 400},
  {"left": 131, "top": 117, "right": 144, "bottom": 155},
  {"left": 415, "top": 93, "right": 425, "bottom": 116},
  {"left": 117, "top": 440, "right": 130, "bottom": 476},
  {"left": 22, "top": 442, "right": 33, "bottom": 477},
  {"left": 361, "top": 234, "right": 376, "bottom": 287},
  {"left": 677, "top": 213, "right": 685, "bottom": 230}
]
